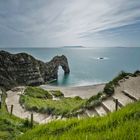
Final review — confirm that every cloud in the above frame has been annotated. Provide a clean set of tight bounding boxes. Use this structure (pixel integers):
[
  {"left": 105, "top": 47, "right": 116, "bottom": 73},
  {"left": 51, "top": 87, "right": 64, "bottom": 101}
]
[{"left": 0, "top": 0, "right": 140, "bottom": 47}]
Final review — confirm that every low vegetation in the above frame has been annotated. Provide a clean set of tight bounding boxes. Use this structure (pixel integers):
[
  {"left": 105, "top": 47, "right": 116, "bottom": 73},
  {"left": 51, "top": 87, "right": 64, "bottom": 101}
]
[
  {"left": 84, "top": 70, "right": 140, "bottom": 111},
  {"left": 17, "top": 100, "right": 140, "bottom": 140},
  {"left": 20, "top": 87, "right": 87, "bottom": 116},
  {"left": 84, "top": 92, "right": 107, "bottom": 109},
  {"left": 24, "top": 86, "right": 52, "bottom": 99},
  {"left": 0, "top": 89, "right": 31, "bottom": 140},
  {"left": 49, "top": 90, "right": 64, "bottom": 98},
  {"left": 103, "top": 70, "right": 140, "bottom": 96}
]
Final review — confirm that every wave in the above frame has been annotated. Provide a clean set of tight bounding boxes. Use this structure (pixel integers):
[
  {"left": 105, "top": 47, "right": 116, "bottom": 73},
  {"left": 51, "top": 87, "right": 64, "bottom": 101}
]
[{"left": 74, "top": 80, "right": 106, "bottom": 87}]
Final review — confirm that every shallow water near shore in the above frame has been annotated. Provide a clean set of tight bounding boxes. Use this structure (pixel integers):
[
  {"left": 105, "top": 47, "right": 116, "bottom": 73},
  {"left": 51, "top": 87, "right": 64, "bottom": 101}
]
[{"left": 2, "top": 47, "right": 140, "bottom": 86}]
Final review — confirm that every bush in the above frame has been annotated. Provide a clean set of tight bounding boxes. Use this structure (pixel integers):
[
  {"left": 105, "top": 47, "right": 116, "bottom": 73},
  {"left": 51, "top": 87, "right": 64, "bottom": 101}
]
[
  {"left": 133, "top": 70, "right": 140, "bottom": 77},
  {"left": 74, "top": 96, "right": 82, "bottom": 100},
  {"left": 23, "top": 118, "right": 30, "bottom": 127},
  {"left": 86, "top": 92, "right": 103, "bottom": 105},
  {"left": 84, "top": 92, "right": 103, "bottom": 109},
  {"left": 50, "top": 90, "right": 64, "bottom": 98},
  {"left": 104, "top": 83, "right": 114, "bottom": 96},
  {"left": 104, "top": 71, "right": 132, "bottom": 96}
]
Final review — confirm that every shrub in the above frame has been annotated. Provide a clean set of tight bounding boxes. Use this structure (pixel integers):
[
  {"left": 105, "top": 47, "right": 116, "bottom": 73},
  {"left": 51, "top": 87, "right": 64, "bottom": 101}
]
[
  {"left": 86, "top": 92, "right": 103, "bottom": 105},
  {"left": 84, "top": 92, "right": 103, "bottom": 109},
  {"left": 23, "top": 118, "right": 30, "bottom": 127},
  {"left": 133, "top": 70, "right": 140, "bottom": 77},
  {"left": 19, "top": 95, "right": 25, "bottom": 104},
  {"left": 50, "top": 90, "right": 64, "bottom": 98},
  {"left": 74, "top": 96, "right": 82, "bottom": 100},
  {"left": 104, "top": 71, "right": 132, "bottom": 96},
  {"left": 104, "top": 83, "right": 114, "bottom": 96}
]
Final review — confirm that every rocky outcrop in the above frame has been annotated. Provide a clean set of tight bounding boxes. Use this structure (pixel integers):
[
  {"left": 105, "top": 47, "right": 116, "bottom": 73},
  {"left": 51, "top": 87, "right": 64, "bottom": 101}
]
[{"left": 0, "top": 50, "right": 70, "bottom": 90}]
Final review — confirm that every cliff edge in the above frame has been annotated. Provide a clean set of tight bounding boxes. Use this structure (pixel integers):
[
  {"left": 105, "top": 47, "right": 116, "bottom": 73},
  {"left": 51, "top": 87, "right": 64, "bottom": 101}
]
[{"left": 0, "top": 51, "right": 70, "bottom": 89}]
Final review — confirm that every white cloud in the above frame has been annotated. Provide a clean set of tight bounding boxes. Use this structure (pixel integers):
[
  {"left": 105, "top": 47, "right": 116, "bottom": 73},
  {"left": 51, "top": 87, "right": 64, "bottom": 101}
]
[{"left": 0, "top": 0, "right": 140, "bottom": 47}]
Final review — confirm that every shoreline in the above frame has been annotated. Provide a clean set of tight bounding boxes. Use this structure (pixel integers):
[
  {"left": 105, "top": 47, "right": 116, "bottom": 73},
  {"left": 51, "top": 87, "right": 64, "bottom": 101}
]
[
  {"left": 40, "top": 83, "right": 106, "bottom": 99},
  {"left": 45, "top": 81, "right": 107, "bottom": 88}
]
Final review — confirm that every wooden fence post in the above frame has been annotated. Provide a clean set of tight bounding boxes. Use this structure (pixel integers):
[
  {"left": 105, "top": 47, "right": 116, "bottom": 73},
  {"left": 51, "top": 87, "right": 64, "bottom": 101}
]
[
  {"left": 115, "top": 99, "right": 118, "bottom": 111},
  {"left": 10, "top": 105, "right": 13, "bottom": 115},
  {"left": 31, "top": 113, "right": 34, "bottom": 128}
]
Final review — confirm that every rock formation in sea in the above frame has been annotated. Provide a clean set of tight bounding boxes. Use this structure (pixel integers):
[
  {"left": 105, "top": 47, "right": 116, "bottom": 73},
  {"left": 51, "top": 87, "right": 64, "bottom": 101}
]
[{"left": 0, "top": 50, "right": 70, "bottom": 90}]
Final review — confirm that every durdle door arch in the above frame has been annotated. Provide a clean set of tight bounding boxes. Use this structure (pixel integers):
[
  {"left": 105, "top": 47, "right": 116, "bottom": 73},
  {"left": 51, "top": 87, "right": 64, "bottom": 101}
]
[
  {"left": 45, "top": 55, "right": 70, "bottom": 81},
  {"left": 0, "top": 51, "right": 70, "bottom": 90}
]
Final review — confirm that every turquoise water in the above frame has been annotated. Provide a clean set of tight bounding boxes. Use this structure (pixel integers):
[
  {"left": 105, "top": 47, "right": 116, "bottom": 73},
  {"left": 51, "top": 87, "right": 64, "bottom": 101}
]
[{"left": 1, "top": 47, "right": 140, "bottom": 86}]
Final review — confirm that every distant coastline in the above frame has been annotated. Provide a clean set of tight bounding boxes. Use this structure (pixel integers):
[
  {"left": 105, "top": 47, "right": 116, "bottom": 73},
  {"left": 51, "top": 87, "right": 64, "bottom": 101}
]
[{"left": 63, "top": 45, "right": 85, "bottom": 48}]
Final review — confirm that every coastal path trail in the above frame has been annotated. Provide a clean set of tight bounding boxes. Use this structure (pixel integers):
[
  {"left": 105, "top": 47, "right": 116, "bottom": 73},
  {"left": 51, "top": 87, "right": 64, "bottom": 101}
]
[
  {"left": 5, "top": 76, "right": 140, "bottom": 122},
  {"left": 5, "top": 87, "right": 55, "bottom": 124}
]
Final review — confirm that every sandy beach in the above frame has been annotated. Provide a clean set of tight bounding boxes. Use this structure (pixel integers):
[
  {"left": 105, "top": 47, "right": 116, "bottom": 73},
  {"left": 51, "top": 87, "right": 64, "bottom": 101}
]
[{"left": 40, "top": 83, "right": 105, "bottom": 99}]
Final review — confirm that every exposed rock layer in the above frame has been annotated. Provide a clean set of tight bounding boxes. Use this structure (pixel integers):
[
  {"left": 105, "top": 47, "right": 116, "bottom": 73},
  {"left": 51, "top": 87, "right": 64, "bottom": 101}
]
[{"left": 0, "top": 51, "right": 70, "bottom": 89}]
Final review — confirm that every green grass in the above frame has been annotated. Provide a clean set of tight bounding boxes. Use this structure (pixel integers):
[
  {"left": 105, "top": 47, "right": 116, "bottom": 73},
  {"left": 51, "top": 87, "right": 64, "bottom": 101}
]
[
  {"left": 17, "top": 100, "right": 140, "bottom": 140},
  {"left": 103, "top": 70, "right": 140, "bottom": 96},
  {"left": 24, "top": 86, "right": 52, "bottom": 99},
  {"left": 84, "top": 92, "right": 108, "bottom": 110},
  {"left": 20, "top": 94, "right": 87, "bottom": 116},
  {"left": 0, "top": 89, "right": 31, "bottom": 140},
  {"left": 49, "top": 90, "right": 64, "bottom": 98},
  {"left": 103, "top": 71, "right": 135, "bottom": 96}
]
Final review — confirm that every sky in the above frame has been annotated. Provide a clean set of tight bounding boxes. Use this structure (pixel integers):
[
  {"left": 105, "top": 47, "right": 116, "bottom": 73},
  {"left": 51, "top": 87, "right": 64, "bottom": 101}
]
[{"left": 0, "top": 0, "right": 140, "bottom": 48}]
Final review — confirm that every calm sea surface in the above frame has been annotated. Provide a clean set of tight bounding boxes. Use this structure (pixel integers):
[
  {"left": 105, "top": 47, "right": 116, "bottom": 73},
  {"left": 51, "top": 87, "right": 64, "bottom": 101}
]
[{"left": 1, "top": 47, "right": 140, "bottom": 86}]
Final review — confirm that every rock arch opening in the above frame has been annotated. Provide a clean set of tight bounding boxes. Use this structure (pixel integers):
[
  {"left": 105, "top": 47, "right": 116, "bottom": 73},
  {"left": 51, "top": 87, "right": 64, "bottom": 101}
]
[{"left": 45, "top": 55, "right": 70, "bottom": 82}]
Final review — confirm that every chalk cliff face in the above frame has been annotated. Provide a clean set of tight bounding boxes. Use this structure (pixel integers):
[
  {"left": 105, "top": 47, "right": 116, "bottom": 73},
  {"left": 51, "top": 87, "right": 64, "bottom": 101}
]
[{"left": 0, "top": 51, "right": 70, "bottom": 89}]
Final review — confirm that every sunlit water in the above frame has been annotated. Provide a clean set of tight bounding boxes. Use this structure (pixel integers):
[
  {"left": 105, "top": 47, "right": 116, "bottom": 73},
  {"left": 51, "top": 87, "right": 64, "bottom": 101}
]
[{"left": 2, "top": 47, "right": 140, "bottom": 86}]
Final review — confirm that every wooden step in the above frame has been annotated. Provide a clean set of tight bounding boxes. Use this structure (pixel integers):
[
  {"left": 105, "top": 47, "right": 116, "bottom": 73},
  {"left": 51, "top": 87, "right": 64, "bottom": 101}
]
[
  {"left": 40, "top": 115, "right": 53, "bottom": 124},
  {"left": 78, "top": 112, "right": 88, "bottom": 119},
  {"left": 56, "top": 115, "right": 62, "bottom": 120},
  {"left": 112, "top": 96, "right": 124, "bottom": 107},
  {"left": 112, "top": 93, "right": 134, "bottom": 107},
  {"left": 94, "top": 106, "right": 107, "bottom": 116},
  {"left": 102, "top": 98, "right": 116, "bottom": 112},
  {"left": 122, "top": 90, "right": 138, "bottom": 101},
  {"left": 85, "top": 109, "right": 98, "bottom": 117},
  {"left": 33, "top": 113, "right": 49, "bottom": 122}
]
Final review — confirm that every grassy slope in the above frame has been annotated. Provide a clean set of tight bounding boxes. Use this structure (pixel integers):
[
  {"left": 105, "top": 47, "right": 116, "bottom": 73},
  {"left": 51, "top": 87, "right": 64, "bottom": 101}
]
[
  {"left": 20, "top": 86, "right": 87, "bottom": 116},
  {"left": 24, "top": 86, "right": 52, "bottom": 99},
  {"left": 0, "top": 91, "right": 31, "bottom": 140},
  {"left": 103, "top": 71, "right": 140, "bottom": 96},
  {"left": 20, "top": 95, "right": 86, "bottom": 116},
  {"left": 18, "top": 101, "right": 140, "bottom": 140}
]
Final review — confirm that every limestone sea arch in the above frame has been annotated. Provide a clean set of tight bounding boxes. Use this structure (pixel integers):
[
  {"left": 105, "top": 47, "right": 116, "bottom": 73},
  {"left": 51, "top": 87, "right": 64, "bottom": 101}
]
[{"left": 0, "top": 50, "right": 70, "bottom": 90}]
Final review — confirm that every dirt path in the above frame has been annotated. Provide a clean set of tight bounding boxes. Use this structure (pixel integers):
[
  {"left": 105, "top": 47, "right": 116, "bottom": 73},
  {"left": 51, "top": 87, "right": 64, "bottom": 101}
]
[
  {"left": 5, "top": 87, "right": 52, "bottom": 124},
  {"left": 5, "top": 84, "right": 105, "bottom": 123}
]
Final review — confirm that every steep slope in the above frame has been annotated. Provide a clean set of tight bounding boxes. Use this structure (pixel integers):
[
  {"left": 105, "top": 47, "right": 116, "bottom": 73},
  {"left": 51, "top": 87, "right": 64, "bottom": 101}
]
[
  {"left": 0, "top": 51, "right": 70, "bottom": 90},
  {"left": 17, "top": 100, "right": 140, "bottom": 140}
]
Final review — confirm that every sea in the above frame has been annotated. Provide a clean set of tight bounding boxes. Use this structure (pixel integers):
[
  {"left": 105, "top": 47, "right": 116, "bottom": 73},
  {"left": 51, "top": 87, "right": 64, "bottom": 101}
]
[{"left": 1, "top": 47, "right": 140, "bottom": 87}]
